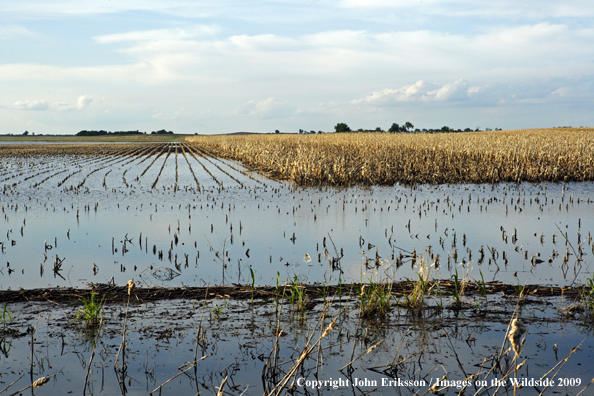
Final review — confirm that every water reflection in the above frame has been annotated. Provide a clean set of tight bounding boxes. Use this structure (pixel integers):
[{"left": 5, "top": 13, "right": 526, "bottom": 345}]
[{"left": 1, "top": 147, "right": 593, "bottom": 290}]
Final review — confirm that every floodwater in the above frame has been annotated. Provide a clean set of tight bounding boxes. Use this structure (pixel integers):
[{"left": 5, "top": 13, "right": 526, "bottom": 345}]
[
  {"left": 1, "top": 142, "right": 592, "bottom": 290},
  {"left": 1, "top": 142, "right": 594, "bottom": 395},
  {"left": 1, "top": 295, "right": 593, "bottom": 396}
]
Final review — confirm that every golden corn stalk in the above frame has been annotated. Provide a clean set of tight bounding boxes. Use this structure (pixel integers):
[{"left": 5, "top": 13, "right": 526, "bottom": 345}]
[{"left": 187, "top": 128, "right": 594, "bottom": 186}]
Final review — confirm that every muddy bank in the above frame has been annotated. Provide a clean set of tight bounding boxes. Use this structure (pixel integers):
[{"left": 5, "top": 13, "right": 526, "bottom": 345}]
[{"left": 0, "top": 282, "right": 581, "bottom": 304}]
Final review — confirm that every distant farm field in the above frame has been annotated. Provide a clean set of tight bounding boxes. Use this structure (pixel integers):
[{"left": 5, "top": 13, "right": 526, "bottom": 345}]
[{"left": 187, "top": 128, "right": 594, "bottom": 185}]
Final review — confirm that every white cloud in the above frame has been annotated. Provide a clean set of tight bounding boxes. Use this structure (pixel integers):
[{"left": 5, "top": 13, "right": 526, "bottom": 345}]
[
  {"left": 51, "top": 102, "right": 75, "bottom": 111},
  {"left": 338, "top": 0, "right": 594, "bottom": 18},
  {"left": 349, "top": 74, "right": 594, "bottom": 112},
  {"left": 1, "top": 1, "right": 191, "bottom": 18},
  {"left": 173, "top": 106, "right": 193, "bottom": 119},
  {"left": 12, "top": 96, "right": 93, "bottom": 111},
  {"left": 352, "top": 80, "right": 472, "bottom": 105},
  {"left": 429, "top": 80, "right": 469, "bottom": 101},
  {"left": 13, "top": 99, "right": 49, "bottom": 110},
  {"left": 76, "top": 95, "right": 93, "bottom": 110},
  {"left": 94, "top": 25, "right": 218, "bottom": 44},
  {"left": 5, "top": 0, "right": 594, "bottom": 20},
  {"left": 4, "top": 24, "right": 591, "bottom": 87},
  {"left": 228, "top": 34, "right": 298, "bottom": 51},
  {"left": 0, "top": 25, "right": 38, "bottom": 39},
  {"left": 235, "top": 97, "right": 293, "bottom": 118}
]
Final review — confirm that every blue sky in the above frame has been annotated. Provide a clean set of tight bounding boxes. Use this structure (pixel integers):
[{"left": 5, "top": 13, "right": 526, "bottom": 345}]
[{"left": 1, "top": 1, "right": 593, "bottom": 135}]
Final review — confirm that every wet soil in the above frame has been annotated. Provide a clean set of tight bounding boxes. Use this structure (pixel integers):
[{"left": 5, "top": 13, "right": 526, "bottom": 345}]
[{"left": 0, "top": 282, "right": 581, "bottom": 305}]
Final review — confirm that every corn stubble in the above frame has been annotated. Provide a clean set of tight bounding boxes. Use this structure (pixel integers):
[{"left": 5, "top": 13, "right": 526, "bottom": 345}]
[{"left": 188, "top": 128, "right": 594, "bottom": 185}]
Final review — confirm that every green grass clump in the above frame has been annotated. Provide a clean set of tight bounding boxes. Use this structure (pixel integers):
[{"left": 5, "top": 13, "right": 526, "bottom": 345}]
[
  {"left": 359, "top": 280, "right": 392, "bottom": 318},
  {"left": 579, "top": 275, "right": 594, "bottom": 317},
  {"left": 400, "top": 258, "right": 434, "bottom": 310},
  {"left": 402, "top": 273, "right": 431, "bottom": 310},
  {"left": 206, "top": 301, "right": 228, "bottom": 320},
  {"left": 288, "top": 275, "right": 307, "bottom": 313},
  {"left": 476, "top": 270, "right": 487, "bottom": 298},
  {"left": 451, "top": 269, "right": 462, "bottom": 307},
  {"left": 75, "top": 293, "right": 106, "bottom": 328}
]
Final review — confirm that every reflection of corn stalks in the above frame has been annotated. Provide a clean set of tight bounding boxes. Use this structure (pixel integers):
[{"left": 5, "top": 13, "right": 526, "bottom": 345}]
[
  {"left": 0, "top": 337, "right": 12, "bottom": 358},
  {"left": 426, "top": 309, "right": 590, "bottom": 395},
  {"left": 151, "top": 266, "right": 181, "bottom": 281},
  {"left": 263, "top": 315, "right": 337, "bottom": 396},
  {"left": 53, "top": 255, "right": 65, "bottom": 279},
  {"left": 361, "top": 245, "right": 389, "bottom": 270},
  {"left": 508, "top": 318, "right": 526, "bottom": 356}
]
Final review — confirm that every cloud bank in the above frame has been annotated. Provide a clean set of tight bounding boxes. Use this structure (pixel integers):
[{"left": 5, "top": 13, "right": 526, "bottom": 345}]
[{"left": 1, "top": 1, "right": 592, "bottom": 133}]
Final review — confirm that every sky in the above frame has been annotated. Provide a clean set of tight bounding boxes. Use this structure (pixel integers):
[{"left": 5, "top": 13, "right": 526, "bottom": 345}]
[{"left": 1, "top": 1, "right": 593, "bottom": 135}]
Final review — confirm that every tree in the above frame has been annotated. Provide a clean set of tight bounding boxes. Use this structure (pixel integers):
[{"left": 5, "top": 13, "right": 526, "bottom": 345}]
[
  {"left": 388, "top": 123, "right": 400, "bottom": 133},
  {"left": 334, "top": 123, "right": 351, "bottom": 133},
  {"left": 275, "top": 129, "right": 280, "bottom": 134},
  {"left": 375, "top": 127, "right": 383, "bottom": 132},
  {"left": 441, "top": 126, "right": 451, "bottom": 132},
  {"left": 404, "top": 121, "right": 414, "bottom": 132},
  {"left": 23, "top": 130, "right": 29, "bottom": 136}
]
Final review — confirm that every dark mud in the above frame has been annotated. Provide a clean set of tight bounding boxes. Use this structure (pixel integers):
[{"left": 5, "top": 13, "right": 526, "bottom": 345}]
[{"left": 0, "top": 282, "right": 582, "bottom": 305}]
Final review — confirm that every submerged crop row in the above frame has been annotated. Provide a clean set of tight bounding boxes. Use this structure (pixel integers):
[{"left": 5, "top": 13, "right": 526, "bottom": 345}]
[{"left": 187, "top": 128, "right": 594, "bottom": 185}]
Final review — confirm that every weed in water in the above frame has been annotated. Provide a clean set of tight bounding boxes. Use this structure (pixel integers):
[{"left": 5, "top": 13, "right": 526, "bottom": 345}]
[
  {"left": 288, "top": 274, "right": 306, "bottom": 313},
  {"left": 75, "top": 293, "right": 106, "bottom": 328},
  {"left": 337, "top": 274, "right": 343, "bottom": 305},
  {"left": 579, "top": 274, "right": 594, "bottom": 317},
  {"left": 359, "top": 279, "right": 392, "bottom": 319},
  {"left": 206, "top": 301, "right": 228, "bottom": 320},
  {"left": 246, "top": 265, "right": 256, "bottom": 303},
  {"left": 476, "top": 270, "right": 487, "bottom": 298},
  {"left": 273, "top": 271, "right": 282, "bottom": 311},
  {"left": 450, "top": 269, "right": 462, "bottom": 307},
  {"left": 401, "top": 259, "right": 433, "bottom": 310}
]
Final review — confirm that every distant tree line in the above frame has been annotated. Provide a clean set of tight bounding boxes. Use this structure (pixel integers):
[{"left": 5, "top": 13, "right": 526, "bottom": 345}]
[
  {"left": 76, "top": 130, "right": 144, "bottom": 136},
  {"left": 76, "top": 129, "right": 175, "bottom": 136},
  {"left": 334, "top": 122, "right": 502, "bottom": 133},
  {"left": 298, "top": 129, "right": 324, "bottom": 134}
]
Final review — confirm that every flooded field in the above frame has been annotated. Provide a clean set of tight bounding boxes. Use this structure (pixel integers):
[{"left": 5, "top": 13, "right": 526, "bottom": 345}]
[
  {"left": 1, "top": 140, "right": 594, "bottom": 395},
  {"left": 1, "top": 142, "right": 593, "bottom": 290},
  {"left": 1, "top": 295, "right": 593, "bottom": 396}
]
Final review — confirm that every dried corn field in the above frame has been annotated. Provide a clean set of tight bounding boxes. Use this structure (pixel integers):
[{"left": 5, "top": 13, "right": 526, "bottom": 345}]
[{"left": 187, "top": 128, "right": 594, "bottom": 185}]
